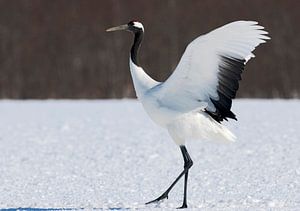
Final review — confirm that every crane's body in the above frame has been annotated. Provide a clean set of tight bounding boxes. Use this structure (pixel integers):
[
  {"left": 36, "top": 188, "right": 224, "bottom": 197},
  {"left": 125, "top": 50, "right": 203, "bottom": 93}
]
[
  {"left": 107, "top": 20, "right": 270, "bottom": 208},
  {"left": 131, "top": 57, "right": 236, "bottom": 144}
]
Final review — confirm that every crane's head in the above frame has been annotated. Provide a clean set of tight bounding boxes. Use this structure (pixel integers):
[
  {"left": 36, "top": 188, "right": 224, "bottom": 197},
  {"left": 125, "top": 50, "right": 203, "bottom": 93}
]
[{"left": 106, "top": 20, "right": 144, "bottom": 33}]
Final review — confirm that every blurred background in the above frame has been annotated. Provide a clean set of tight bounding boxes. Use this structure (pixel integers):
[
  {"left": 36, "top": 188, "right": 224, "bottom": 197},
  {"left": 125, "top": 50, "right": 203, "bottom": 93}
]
[{"left": 0, "top": 0, "right": 299, "bottom": 99}]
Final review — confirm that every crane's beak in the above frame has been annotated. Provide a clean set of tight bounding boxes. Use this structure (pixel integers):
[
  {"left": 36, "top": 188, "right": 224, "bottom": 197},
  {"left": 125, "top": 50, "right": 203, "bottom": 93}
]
[{"left": 106, "top": 24, "right": 128, "bottom": 32}]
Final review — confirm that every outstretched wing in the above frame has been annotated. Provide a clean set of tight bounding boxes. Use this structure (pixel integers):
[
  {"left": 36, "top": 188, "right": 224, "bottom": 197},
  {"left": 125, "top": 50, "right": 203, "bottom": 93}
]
[{"left": 156, "top": 21, "right": 270, "bottom": 122}]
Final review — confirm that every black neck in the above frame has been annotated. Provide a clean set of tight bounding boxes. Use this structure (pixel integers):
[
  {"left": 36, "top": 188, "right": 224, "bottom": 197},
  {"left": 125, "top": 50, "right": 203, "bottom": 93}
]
[{"left": 130, "top": 30, "right": 143, "bottom": 66}]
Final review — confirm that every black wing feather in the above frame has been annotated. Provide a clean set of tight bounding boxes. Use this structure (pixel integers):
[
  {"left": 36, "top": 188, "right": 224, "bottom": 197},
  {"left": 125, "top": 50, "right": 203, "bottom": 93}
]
[{"left": 205, "top": 55, "right": 245, "bottom": 123}]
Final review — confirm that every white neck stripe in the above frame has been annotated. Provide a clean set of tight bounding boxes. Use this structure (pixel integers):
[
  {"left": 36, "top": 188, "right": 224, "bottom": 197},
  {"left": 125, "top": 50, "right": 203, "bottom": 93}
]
[{"left": 133, "top": 22, "right": 144, "bottom": 31}]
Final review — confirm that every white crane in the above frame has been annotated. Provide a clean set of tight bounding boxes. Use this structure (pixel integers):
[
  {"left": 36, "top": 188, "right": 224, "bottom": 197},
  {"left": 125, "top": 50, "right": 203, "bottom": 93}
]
[{"left": 106, "top": 20, "right": 270, "bottom": 208}]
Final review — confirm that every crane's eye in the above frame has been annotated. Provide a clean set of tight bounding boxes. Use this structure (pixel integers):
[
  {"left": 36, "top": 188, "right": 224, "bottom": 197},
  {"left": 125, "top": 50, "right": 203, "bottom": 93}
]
[{"left": 128, "top": 21, "right": 135, "bottom": 26}]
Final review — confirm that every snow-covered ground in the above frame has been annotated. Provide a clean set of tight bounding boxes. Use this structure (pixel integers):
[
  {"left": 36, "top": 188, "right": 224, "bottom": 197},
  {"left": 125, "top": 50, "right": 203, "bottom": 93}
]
[{"left": 0, "top": 99, "right": 299, "bottom": 210}]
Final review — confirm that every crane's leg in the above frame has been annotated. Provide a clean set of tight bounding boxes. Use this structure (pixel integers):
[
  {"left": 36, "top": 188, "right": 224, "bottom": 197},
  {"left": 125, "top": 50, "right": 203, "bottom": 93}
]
[
  {"left": 178, "top": 145, "right": 192, "bottom": 208},
  {"left": 146, "top": 145, "right": 193, "bottom": 208}
]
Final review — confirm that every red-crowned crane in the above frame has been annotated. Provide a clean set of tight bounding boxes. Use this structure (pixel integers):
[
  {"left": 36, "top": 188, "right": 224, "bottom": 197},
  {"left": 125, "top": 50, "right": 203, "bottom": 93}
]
[{"left": 106, "top": 20, "right": 270, "bottom": 208}]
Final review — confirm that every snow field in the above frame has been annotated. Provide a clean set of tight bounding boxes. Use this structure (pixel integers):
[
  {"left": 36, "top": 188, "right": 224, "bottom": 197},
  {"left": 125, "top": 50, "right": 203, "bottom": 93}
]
[{"left": 0, "top": 100, "right": 299, "bottom": 210}]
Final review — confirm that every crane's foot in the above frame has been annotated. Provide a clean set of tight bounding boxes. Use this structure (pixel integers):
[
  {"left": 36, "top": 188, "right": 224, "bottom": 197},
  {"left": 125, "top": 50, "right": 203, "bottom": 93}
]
[
  {"left": 177, "top": 202, "right": 187, "bottom": 209},
  {"left": 145, "top": 192, "right": 168, "bottom": 204}
]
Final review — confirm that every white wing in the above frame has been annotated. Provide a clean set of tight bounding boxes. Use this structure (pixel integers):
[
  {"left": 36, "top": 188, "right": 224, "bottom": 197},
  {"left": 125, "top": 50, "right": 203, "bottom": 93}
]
[{"left": 155, "top": 21, "right": 270, "bottom": 122}]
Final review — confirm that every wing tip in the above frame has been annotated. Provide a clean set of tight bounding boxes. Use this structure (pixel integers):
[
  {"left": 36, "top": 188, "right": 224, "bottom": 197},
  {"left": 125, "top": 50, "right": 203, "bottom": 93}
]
[{"left": 227, "top": 20, "right": 271, "bottom": 40}]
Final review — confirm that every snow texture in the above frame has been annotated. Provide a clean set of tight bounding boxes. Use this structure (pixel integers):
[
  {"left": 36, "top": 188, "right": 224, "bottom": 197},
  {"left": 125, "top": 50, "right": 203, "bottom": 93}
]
[{"left": 0, "top": 99, "right": 300, "bottom": 210}]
